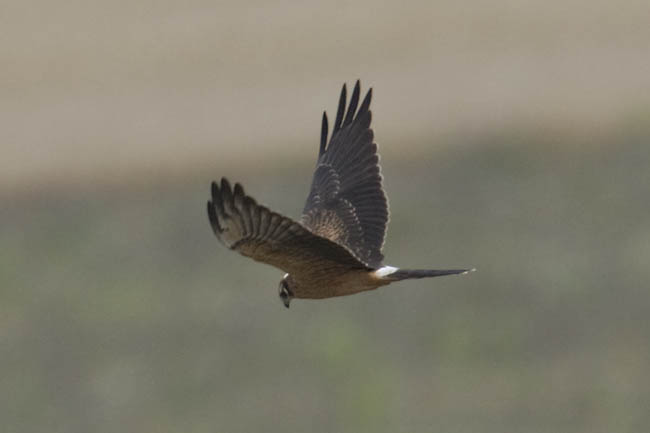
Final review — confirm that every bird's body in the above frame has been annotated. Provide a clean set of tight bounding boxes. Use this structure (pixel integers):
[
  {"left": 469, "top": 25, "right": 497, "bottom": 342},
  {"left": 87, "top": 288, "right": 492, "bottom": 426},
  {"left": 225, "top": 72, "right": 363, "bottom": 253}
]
[
  {"left": 207, "top": 81, "right": 473, "bottom": 307},
  {"left": 282, "top": 268, "right": 391, "bottom": 300}
]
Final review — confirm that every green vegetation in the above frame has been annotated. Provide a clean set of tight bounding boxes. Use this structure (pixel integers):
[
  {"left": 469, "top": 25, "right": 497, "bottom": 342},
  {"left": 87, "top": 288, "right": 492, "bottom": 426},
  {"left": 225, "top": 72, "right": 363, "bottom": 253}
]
[{"left": 2, "top": 125, "right": 649, "bottom": 432}]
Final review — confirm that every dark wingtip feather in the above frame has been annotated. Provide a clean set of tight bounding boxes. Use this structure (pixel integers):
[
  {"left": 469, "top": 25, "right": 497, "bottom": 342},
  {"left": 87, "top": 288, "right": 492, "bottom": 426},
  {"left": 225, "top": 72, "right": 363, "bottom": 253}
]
[
  {"left": 333, "top": 83, "right": 347, "bottom": 134},
  {"left": 343, "top": 81, "right": 361, "bottom": 128},
  {"left": 320, "top": 111, "right": 328, "bottom": 157},
  {"left": 233, "top": 182, "right": 244, "bottom": 198},
  {"left": 354, "top": 109, "right": 372, "bottom": 132},
  {"left": 233, "top": 183, "right": 246, "bottom": 214},
  {"left": 211, "top": 181, "right": 219, "bottom": 201},
  {"left": 210, "top": 180, "right": 226, "bottom": 215},
  {"left": 206, "top": 201, "right": 222, "bottom": 234},
  {"left": 358, "top": 87, "right": 372, "bottom": 115},
  {"left": 220, "top": 178, "right": 233, "bottom": 205},
  {"left": 220, "top": 177, "right": 231, "bottom": 192}
]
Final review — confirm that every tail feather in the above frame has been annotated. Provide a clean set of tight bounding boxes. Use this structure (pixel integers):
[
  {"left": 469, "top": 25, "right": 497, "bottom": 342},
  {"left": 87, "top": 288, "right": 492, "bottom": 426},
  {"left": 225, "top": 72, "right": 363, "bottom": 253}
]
[{"left": 386, "top": 268, "right": 475, "bottom": 281}]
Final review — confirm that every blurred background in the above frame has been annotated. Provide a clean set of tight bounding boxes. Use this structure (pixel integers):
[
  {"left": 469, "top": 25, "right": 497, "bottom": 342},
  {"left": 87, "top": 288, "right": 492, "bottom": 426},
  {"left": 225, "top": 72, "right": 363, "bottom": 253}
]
[{"left": 2, "top": 1, "right": 650, "bottom": 432}]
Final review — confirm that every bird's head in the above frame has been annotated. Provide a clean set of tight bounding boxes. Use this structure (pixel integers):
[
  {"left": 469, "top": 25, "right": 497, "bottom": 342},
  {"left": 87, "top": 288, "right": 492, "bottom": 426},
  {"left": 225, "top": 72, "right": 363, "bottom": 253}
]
[{"left": 278, "top": 273, "right": 294, "bottom": 308}]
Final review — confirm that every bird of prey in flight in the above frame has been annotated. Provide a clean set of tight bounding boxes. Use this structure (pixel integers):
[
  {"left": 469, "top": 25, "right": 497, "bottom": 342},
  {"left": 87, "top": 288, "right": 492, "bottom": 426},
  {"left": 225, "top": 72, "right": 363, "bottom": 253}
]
[{"left": 207, "top": 81, "right": 474, "bottom": 308}]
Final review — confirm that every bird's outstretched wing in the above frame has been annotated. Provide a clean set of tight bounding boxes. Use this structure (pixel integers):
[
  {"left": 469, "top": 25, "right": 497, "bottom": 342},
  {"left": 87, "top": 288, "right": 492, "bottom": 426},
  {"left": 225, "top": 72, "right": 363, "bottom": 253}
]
[
  {"left": 207, "top": 178, "right": 371, "bottom": 277},
  {"left": 302, "top": 81, "right": 389, "bottom": 268}
]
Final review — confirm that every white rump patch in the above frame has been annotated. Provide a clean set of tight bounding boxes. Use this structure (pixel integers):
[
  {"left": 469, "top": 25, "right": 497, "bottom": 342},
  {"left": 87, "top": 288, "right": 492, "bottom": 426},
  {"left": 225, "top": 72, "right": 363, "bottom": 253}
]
[{"left": 374, "top": 266, "right": 399, "bottom": 278}]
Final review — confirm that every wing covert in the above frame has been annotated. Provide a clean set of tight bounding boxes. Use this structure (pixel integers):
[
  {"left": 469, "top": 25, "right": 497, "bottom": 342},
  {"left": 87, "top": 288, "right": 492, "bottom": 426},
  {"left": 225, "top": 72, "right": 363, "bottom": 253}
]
[{"left": 302, "top": 81, "right": 389, "bottom": 268}]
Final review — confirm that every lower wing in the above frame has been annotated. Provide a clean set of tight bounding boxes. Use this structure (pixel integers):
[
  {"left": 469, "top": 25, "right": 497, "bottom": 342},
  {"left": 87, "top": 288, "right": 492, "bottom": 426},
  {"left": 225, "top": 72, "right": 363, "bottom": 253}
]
[{"left": 207, "top": 178, "right": 372, "bottom": 277}]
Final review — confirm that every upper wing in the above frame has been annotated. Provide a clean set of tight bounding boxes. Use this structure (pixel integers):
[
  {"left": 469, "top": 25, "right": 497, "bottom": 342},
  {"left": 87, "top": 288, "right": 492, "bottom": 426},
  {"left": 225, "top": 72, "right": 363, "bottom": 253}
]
[
  {"left": 207, "top": 178, "right": 371, "bottom": 277},
  {"left": 301, "top": 81, "right": 389, "bottom": 268}
]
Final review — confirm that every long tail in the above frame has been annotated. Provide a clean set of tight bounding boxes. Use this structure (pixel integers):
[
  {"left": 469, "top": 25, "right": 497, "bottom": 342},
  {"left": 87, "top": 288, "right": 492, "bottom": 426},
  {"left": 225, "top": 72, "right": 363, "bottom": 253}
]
[{"left": 376, "top": 266, "right": 475, "bottom": 281}]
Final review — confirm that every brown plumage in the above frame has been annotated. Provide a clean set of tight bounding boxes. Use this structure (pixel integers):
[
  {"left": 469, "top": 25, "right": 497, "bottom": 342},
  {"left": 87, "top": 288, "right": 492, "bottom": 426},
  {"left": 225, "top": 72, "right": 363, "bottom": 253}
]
[{"left": 207, "top": 81, "right": 474, "bottom": 307}]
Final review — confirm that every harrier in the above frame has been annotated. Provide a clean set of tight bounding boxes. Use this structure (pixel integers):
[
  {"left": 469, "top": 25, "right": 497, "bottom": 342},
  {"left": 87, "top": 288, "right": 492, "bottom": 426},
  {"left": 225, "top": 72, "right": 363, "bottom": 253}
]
[{"left": 207, "top": 81, "right": 474, "bottom": 308}]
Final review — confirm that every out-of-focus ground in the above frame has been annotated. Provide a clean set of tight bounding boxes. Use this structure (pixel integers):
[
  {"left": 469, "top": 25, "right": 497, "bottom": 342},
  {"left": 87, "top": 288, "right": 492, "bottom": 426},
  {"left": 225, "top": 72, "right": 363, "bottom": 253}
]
[
  {"left": 3, "top": 0, "right": 650, "bottom": 191},
  {"left": 2, "top": 1, "right": 650, "bottom": 432}
]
